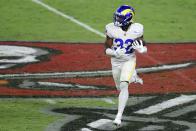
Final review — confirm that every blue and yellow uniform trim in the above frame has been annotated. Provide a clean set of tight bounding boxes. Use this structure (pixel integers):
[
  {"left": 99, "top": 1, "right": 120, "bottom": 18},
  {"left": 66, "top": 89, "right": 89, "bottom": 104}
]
[{"left": 128, "top": 62, "right": 136, "bottom": 81}]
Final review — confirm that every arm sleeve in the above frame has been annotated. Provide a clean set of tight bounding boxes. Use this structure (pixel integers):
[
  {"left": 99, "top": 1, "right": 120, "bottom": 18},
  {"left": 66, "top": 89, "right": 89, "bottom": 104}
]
[
  {"left": 134, "top": 23, "right": 144, "bottom": 38},
  {"left": 105, "top": 24, "right": 114, "bottom": 38},
  {"left": 138, "top": 24, "right": 144, "bottom": 38}
]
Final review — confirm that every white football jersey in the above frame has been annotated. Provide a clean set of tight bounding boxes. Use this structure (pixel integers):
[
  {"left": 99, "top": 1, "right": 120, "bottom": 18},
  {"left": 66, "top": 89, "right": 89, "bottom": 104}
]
[{"left": 105, "top": 22, "right": 144, "bottom": 56}]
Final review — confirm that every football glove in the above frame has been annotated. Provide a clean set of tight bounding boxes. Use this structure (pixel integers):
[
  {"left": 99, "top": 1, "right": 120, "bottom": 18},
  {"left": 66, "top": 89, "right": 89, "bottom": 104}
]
[
  {"left": 114, "top": 47, "right": 127, "bottom": 58},
  {"left": 105, "top": 47, "right": 127, "bottom": 58},
  {"left": 132, "top": 40, "right": 147, "bottom": 53}
]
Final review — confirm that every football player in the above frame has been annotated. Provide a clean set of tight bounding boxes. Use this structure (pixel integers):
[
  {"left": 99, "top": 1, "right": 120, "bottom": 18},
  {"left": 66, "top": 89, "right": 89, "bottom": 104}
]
[{"left": 104, "top": 5, "right": 147, "bottom": 126}]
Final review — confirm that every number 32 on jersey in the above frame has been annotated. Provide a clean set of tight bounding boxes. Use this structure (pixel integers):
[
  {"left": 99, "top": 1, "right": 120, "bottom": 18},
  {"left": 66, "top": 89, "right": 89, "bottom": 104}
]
[{"left": 113, "top": 38, "right": 134, "bottom": 54}]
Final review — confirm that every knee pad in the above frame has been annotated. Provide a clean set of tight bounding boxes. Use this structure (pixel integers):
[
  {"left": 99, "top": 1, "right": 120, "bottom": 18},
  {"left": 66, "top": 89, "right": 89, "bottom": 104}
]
[{"left": 119, "top": 81, "right": 128, "bottom": 91}]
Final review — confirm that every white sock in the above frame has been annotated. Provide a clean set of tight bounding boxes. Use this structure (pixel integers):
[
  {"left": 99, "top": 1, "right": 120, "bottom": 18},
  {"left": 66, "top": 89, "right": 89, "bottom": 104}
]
[{"left": 116, "top": 81, "right": 129, "bottom": 120}]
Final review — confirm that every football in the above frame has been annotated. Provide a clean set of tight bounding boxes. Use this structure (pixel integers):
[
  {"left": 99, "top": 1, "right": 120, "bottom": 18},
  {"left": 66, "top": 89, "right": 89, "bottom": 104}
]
[{"left": 135, "top": 38, "right": 146, "bottom": 46}]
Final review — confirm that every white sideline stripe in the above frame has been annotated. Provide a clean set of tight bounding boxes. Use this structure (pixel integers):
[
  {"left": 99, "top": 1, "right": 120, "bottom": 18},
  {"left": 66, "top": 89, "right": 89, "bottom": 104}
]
[
  {"left": 87, "top": 119, "right": 112, "bottom": 128},
  {"left": 135, "top": 95, "right": 196, "bottom": 115},
  {"left": 32, "top": 0, "right": 105, "bottom": 38},
  {"left": 0, "top": 62, "right": 192, "bottom": 79}
]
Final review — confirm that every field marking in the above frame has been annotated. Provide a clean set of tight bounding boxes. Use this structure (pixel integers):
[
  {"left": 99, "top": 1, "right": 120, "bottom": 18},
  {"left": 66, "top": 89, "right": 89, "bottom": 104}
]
[
  {"left": 164, "top": 103, "right": 196, "bottom": 117},
  {"left": 143, "top": 54, "right": 195, "bottom": 85},
  {"left": 44, "top": 115, "right": 81, "bottom": 131},
  {"left": 81, "top": 128, "right": 92, "bottom": 131},
  {"left": 105, "top": 114, "right": 196, "bottom": 131},
  {"left": 139, "top": 125, "right": 164, "bottom": 131},
  {"left": 32, "top": 0, "right": 105, "bottom": 38},
  {"left": 135, "top": 95, "right": 196, "bottom": 115},
  {"left": 44, "top": 99, "right": 56, "bottom": 104},
  {"left": 87, "top": 119, "right": 112, "bottom": 128},
  {"left": 0, "top": 62, "right": 192, "bottom": 79},
  {"left": 38, "top": 82, "right": 99, "bottom": 89},
  {"left": 102, "top": 98, "right": 115, "bottom": 104}
]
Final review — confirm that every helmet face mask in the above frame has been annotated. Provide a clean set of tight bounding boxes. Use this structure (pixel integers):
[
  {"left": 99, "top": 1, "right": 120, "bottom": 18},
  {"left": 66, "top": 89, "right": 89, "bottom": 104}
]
[
  {"left": 113, "top": 14, "right": 125, "bottom": 26},
  {"left": 113, "top": 5, "right": 135, "bottom": 27}
]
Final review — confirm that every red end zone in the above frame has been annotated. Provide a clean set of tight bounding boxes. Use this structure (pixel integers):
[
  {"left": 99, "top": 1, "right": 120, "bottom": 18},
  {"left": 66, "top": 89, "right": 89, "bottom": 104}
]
[{"left": 0, "top": 42, "right": 195, "bottom": 97}]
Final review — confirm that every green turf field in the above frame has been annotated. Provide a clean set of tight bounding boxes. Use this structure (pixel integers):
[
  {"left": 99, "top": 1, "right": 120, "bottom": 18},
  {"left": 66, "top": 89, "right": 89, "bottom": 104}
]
[
  {"left": 0, "top": 0, "right": 195, "bottom": 42},
  {"left": 0, "top": 99, "right": 118, "bottom": 131}
]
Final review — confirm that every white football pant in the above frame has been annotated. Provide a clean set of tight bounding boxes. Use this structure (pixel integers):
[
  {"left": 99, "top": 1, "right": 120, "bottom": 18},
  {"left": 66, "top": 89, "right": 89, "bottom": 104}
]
[{"left": 112, "top": 60, "right": 136, "bottom": 91}]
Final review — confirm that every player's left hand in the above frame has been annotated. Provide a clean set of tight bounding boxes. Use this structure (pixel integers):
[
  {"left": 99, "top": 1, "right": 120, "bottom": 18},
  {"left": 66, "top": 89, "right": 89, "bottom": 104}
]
[
  {"left": 132, "top": 40, "right": 144, "bottom": 49},
  {"left": 132, "top": 40, "right": 147, "bottom": 53}
]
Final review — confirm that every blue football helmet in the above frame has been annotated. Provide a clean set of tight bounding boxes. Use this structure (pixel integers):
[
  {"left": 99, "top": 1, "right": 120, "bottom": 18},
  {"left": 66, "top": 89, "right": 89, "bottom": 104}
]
[{"left": 113, "top": 5, "right": 135, "bottom": 27}]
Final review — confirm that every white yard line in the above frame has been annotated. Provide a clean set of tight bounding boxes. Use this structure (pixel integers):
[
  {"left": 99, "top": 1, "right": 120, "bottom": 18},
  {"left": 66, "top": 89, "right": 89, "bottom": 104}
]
[
  {"left": 32, "top": 0, "right": 105, "bottom": 38},
  {"left": 135, "top": 95, "right": 196, "bottom": 115}
]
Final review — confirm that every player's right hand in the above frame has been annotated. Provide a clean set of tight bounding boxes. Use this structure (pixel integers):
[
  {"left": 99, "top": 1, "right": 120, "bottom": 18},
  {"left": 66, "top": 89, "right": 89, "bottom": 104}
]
[{"left": 114, "top": 47, "right": 126, "bottom": 58}]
